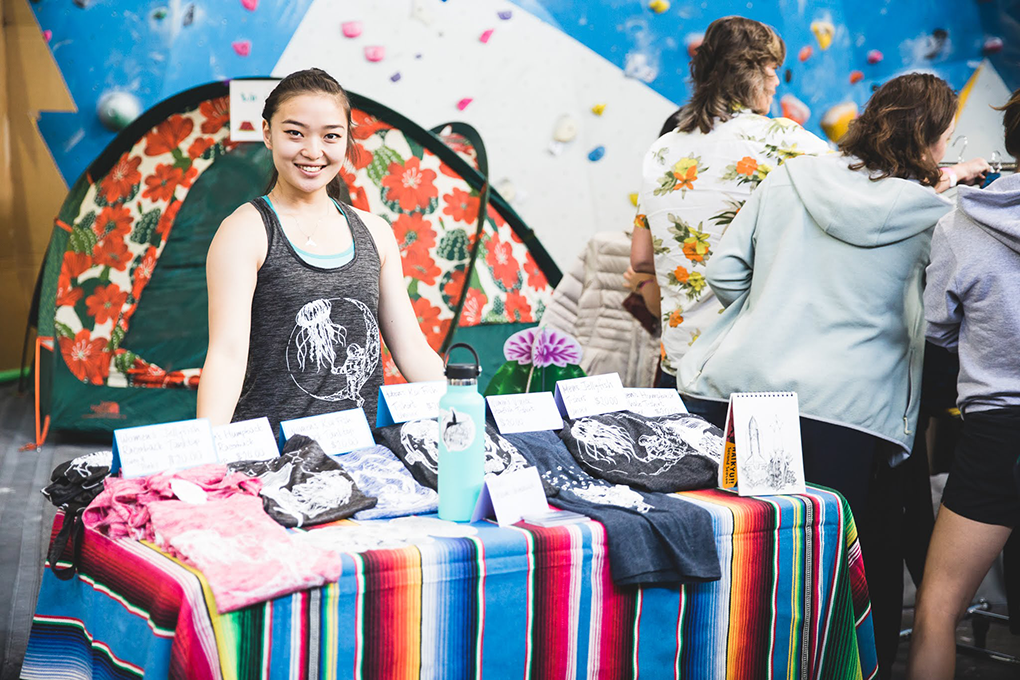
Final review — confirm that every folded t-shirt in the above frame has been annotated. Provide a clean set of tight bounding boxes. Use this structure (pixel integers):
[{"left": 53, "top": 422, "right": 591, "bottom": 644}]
[
  {"left": 375, "top": 418, "right": 529, "bottom": 490},
  {"left": 335, "top": 445, "right": 438, "bottom": 520},
  {"left": 561, "top": 411, "right": 722, "bottom": 492},
  {"left": 503, "top": 430, "right": 720, "bottom": 586},
  {"left": 229, "top": 435, "right": 376, "bottom": 527}
]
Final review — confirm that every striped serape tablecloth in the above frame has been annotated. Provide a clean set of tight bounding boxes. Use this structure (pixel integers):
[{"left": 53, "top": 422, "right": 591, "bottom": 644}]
[{"left": 22, "top": 486, "right": 877, "bottom": 680}]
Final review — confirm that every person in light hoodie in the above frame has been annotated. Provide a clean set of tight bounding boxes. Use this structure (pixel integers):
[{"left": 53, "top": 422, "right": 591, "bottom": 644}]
[
  {"left": 674, "top": 73, "right": 988, "bottom": 678},
  {"left": 908, "top": 89, "right": 1020, "bottom": 680}
]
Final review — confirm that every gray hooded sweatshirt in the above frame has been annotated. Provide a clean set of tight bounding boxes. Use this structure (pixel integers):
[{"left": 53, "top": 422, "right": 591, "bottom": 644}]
[{"left": 925, "top": 173, "right": 1020, "bottom": 414}]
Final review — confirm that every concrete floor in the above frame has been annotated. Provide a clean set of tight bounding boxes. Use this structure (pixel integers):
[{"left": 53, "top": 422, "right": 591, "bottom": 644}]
[{"left": 0, "top": 381, "right": 1017, "bottom": 679}]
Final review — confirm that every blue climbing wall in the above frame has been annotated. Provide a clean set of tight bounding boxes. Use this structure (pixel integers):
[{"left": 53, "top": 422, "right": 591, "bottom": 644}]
[{"left": 27, "top": 0, "right": 1018, "bottom": 184}]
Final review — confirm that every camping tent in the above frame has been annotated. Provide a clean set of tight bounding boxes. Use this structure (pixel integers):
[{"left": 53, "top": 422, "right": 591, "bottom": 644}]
[{"left": 26, "top": 79, "right": 560, "bottom": 442}]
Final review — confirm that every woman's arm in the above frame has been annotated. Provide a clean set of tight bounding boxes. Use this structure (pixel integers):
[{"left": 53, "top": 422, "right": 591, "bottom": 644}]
[
  {"left": 358, "top": 209, "right": 445, "bottom": 382},
  {"left": 196, "top": 206, "right": 266, "bottom": 425},
  {"left": 629, "top": 212, "right": 661, "bottom": 316},
  {"left": 936, "top": 158, "right": 991, "bottom": 193}
]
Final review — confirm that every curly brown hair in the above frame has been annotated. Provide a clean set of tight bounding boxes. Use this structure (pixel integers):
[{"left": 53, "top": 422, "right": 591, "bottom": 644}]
[
  {"left": 667, "top": 16, "right": 785, "bottom": 135},
  {"left": 994, "top": 88, "right": 1020, "bottom": 159},
  {"left": 839, "top": 73, "right": 958, "bottom": 187}
]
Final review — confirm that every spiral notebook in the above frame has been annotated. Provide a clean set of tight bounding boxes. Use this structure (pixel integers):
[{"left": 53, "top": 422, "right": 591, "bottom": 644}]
[{"left": 720, "top": 392, "right": 806, "bottom": 497}]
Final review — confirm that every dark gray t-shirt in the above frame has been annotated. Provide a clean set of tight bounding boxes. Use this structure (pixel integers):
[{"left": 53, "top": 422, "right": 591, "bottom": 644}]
[{"left": 232, "top": 197, "right": 384, "bottom": 435}]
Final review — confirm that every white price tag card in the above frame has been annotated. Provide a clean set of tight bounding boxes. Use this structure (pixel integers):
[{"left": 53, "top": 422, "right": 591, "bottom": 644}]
[
  {"left": 623, "top": 388, "right": 688, "bottom": 417},
  {"left": 212, "top": 417, "right": 279, "bottom": 464},
  {"left": 278, "top": 408, "right": 375, "bottom": 455},
  {"left": 228, "top": 79, "right": 277, "bottom": 142},
  {"left": 376, "top": 380, "right": 446, "bottom": 427},
  {"left": 486, "top": 392, "right": 564, "bottom": 434},
  {"left": 471, "top": 466, "right": 549, "bottom": 527},
  {"left": 553, "top": 373, "right": 627, "bottom": 419},
  {"left": 112, "top": 419, "right": 217, "bottom": 478}
]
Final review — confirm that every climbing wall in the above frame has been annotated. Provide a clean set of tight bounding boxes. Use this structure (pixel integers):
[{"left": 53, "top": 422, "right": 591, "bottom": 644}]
[{"left": 23, "top": 0, "right": 1020, "bottom": 271}]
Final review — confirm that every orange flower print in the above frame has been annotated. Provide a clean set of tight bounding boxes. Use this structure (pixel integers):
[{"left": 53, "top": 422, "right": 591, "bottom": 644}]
[
  {"left": 505, "top": 290, "right": 533, "bottom": 323},
  {"left": 682, "top": 229, "right": 711, "bottom": 263},
  {"left": 61, "top": 251, "right": 93, "bottom": 281},
  {"left": 351, "top": 110, "right": 389, "bottom": 140},
  {"left": 411, "top": 297, "right": 450, "bottom": 350},
  {"left": 99, "top": 154, "right": 142, "bottom": 204},
  {"left": 142, "top": 164, "right": 196, "bottom": 202},
  {"left": 668, "top": 310, "right": 684, "bottom": 327},
  {"left": 735, "top": 156, "right": 759, "bottom": 177},
  {"left": 187, "top": 136, "right": 215, "bottom": 159},
  {"left": 93, "top": 204, "right": 133, "bottom": 241},
  {"left": 131, "top": 246, "right": 159, "bottom": 301},
  {"left": 198, "top": 97, "right": 230, "bottom": 134},
  {"left": 673, "top": 265, "right": 690, "bottom": 284},
  {"left": 401, "top": 247, "right": 442, "bottom": 286},
  {"left": 671, "top": 157, "right": 699, "bottom": 190},
  {"left": 523, "top": 252, "right": 548, "bottom": 290},
  {"left": 442, "top": 268, "right": 466, "bottom": 301},
  {"left": 634, "top": 213, "right": 650, "bottom": 230},
  {"left": 460, "top": 288, "right": 488, "bottom": 326},
  {"left": 144, "top": 115, "right": 194, "bottom": 156},
  {"left": 157, "top": 200, "right": 181, "bottom": 241},
  {"left": 392, "top": 212, "right": 437, "bottom": 255},
  {"left": 85, "top": 283, "right": 128, "bottom": 325},
  {"left": 339, "top": 168, "right": 370, "bottom": 211},
  {"left": 442, "top": 187, "right": 481, "bottom": 225},
  {"left": 380, "top": 157, "right": 438, "bottom": 213},
  {"left": 93, "top": 236, "right": 131, "bottom": 271},
  {"left": 59, "top": 329, "right": 111, "bottom": 385},
  {"left": 484, "top": 233, "right": 521, "bottom": 290}
]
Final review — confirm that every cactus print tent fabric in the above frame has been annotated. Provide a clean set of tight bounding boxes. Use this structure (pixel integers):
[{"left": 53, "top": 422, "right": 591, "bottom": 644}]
[{"left": 28, "top": 80, "right": 559, "bottom": 439}]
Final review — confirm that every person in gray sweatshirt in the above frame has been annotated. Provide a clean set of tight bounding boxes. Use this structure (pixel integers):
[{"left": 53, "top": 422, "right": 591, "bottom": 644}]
[{"left": 909, "top": 89, "right": 1020, "bottom": 680}]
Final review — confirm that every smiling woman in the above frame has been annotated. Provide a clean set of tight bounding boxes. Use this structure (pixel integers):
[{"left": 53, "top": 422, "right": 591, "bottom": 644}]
[{"left": 196, "top": 68, "right": 445, "bottom": 435}]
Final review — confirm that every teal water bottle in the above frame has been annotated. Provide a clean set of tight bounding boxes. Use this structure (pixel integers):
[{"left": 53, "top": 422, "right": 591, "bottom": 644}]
[{"left": 437, "top": 343, "right": 485, "bottom": 522}]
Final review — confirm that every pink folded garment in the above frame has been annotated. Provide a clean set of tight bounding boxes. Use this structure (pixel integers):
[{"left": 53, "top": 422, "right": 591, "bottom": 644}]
[
  {"left": 82, "top": 463, "right": 262, "bottom": 540},
  {"left": 147, "top": 495, "right": 342, "bottom": 612}
]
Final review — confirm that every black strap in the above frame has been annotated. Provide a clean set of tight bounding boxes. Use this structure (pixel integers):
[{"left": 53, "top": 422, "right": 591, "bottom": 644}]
[{"left": 47, "top": 507, "right": 86, "bottom": 581}]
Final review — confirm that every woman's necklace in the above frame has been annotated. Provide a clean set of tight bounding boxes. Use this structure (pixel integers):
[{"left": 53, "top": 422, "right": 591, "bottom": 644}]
[{"left": 271, "top": 192, "right": 328, "bottom": 247}]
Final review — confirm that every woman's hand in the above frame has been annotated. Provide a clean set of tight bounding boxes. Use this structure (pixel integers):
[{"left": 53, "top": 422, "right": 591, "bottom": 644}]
[{"left": 938, "top": 158, "right": 991, "bottom": 192}]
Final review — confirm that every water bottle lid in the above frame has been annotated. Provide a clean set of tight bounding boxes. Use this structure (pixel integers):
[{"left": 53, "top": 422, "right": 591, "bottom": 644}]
[{"left": 444, "top": 342, "right": 482, "bottom": 380}]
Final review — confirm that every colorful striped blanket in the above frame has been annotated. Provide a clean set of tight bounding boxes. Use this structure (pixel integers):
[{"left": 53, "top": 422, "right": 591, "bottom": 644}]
[{"left": 22, "top": 486, "right": 877, "bottom": 679}]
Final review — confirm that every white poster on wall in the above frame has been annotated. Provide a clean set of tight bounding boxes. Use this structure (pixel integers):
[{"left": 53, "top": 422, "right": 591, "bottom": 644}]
[{"left": 229, "top": 79, "right": 278, "bottom": 142}]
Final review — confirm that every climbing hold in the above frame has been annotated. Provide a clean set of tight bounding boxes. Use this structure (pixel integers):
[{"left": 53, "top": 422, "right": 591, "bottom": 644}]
[
  {"left": 97, "top": 91, "right": 142, "bottom": 132},
  {"left": 849, "top": 70, "right": 864, "bottom": 84},
  {"left": 820, "top": 102, "right": 858, "bottom": 143},
  {"left": 624, "top": 51, "right": 657, "bottom": 82},
  {"left": 390, "top": 72, "right": 402, "bottom": 82},
  {"left": 685, "top": 32, "right": 703, "bottom": 57},
  {"left": 588, "top": 146, "right": 606, "bottom": 162},
  {"left": 364, "top": 45, "right": 385, "bottom": 62},
  {"left": 866, "top": 49, "right": 883, "bottom": 64},
  {"left": 456, "top": 98, "right": 473, "bottom": 111},
  {"left": 552, "top": 115, "right": 578, "bottom": 143},
  {"left": 983, "top": 36, "right": 1004, "bottom": 55},
  {"left": 629, "top": 192, "right": 639, "bottom": 207},
  {"left": 925, "top": 29, "right": 949, "bottom": 59},
  {"left": 241, "top": 0, "right": 257, "bottom": 10},
  {"left": 784, "top": 68, "right": 792, "bottom": 84},
  {"left": 73, "top": 0, "right": 90, "bottom": 8},
  {"left": 182, "top": 3, "right": 195, "bottom": 26},
  {"left": 495, "top": 178, "right": 516, "bottom": 202},
  {"left": 342, "top": 21, "right": 363, "bottom": 38},
  {"left": 480, "top": 29, "right": 494, "bottom": 43},
  {"left": 780, "top": 94, "right": 810, "bottom": 125},
  {"left": 151, "top": 7, "right": 167, "bottom": 20},
  {"left": 591, "top": 103, "right": 606, "bottom": 116},
  {"left": 649, "top": 0, "right": 670, "bottom": 13},
  {"left": 798, "top": 45, "right": 813, "bottom": 62},
  {"left": 497, "top": 10, "right": 512, "bottom": 20},
  {"left": 232, "top": 40, "right": 251, "bottom": 57},
  {"left": 810, "top": 20, "right": 835, "bottom": 51},
  {"left": 411, "top": 0, "right": 433, "bottom": 26},
  {"left": 42, "top": 29, "right": 52, "bottom": 42}
]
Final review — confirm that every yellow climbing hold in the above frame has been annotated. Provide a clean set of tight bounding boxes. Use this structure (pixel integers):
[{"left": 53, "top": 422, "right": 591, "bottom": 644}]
[
  {"left": 649, "top": 0, "right": 670, "bottom": 14},
  {"left": 591, "top": 103, "right": 606, "bottom": 116},
  {"left": 820, "top": 102, "right": 858, "bottom": 142},
  {"left": 630, "top": 192, "right": 639, "bottom": 207},
  {"left": 811, "top": 20, "right": 835, "bottom": 51}
]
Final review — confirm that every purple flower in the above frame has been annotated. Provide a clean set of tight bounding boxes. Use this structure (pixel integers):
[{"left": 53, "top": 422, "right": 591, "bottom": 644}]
[
  {"left": 503, "top": 327, "right": 540, "bottom": 364},
  {"left": 532, "top": 328, "right": 582, "bottom": 368}
]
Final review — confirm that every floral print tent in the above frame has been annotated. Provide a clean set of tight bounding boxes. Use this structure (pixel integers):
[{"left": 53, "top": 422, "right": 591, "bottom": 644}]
[{"left": 30, "top": 81, "right": 559, "bottom": 439}]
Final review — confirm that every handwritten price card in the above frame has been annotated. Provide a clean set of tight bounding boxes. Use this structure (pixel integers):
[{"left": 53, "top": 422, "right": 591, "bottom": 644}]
[
  {"left": 229, "top": 79, "right": 277, "bottom": 142},
  {"left": 553, "top": 373, "right": 628, "bottom": 419},
  {"left": 279, "top": 408, "right": 375, "bottom": 455},
  {"left": 486, "top": 392, "right": 564, "bottom": 434},
  {"left": 212, "top": 417, "right": 279, "bottom": 464},
  {"left": 376, "top": 380, "right": 446, "bottom": 427},
  {"left": 623, "top": 388, "right": 688, "bottom": 417},
  {"left": 112, "top": 419, "right": 218, "bottom": 478}
]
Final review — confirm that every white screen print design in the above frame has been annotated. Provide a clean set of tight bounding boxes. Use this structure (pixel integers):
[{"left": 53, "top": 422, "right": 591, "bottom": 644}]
[
  {"left": 398, "top": 419, "right": 530, "bottom": 477},
  {"left": 286, "top": 298, "right": 381, "bottom": 404},
  {"left": 257, "top": 462, "right": 355, "bottom": 528},
  {"left": 741, "top": 415, "right": 801, "bottom": 493},
  {"left": 570, "top": 412, "right": 722, "bottom": 478}
]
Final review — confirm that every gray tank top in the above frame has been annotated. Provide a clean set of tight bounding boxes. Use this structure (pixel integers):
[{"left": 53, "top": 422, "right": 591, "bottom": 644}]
[{"left": 232, "top": 196, "right": 384, "bottom": 435}]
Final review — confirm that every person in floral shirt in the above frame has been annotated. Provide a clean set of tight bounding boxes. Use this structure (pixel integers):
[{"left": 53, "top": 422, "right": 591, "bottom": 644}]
[{"left": 629, "top": 16, "right": 830, "bottom": 383}]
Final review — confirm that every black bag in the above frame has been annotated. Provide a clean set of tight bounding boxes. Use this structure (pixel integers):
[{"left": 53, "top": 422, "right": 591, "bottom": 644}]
[{"left": 41, "top": 451, "right": 112, "bottom": 580}]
